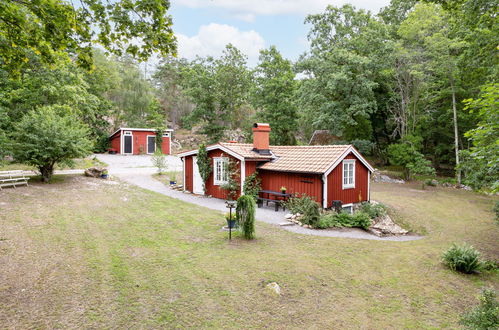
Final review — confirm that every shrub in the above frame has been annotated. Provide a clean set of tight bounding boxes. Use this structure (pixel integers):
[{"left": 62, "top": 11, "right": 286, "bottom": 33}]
[
  {"left": 315, "top": 211, "right": 372, "bottom": 230},
  {"left": 460, "top": 288, "right": 499, "bottom": 329},
  {"left": 442, "top": 243, "right": 482, "bottom": 274},
  {"left": 151, "top": 150, "right": 168, "bottom": 174},
  {"left": 243, "top": 171, "right": 261, "bottom": 201},
  {"left": 236, "top": 195, "right": 256, "bottom": 239},
  {"left": 387, "top": 142, "right": 435, "bottom": 180},
  {"left": 351, "top": 212, "right": 372, "bottom": 230},
  {"left": 494, "top": 201, "right": 499, "bottom": 224},
  {"left": 358, "top": 202, "right": 387, "bottom": 219},
  {"left": 285, "top": 194, "right": 321, "bottom": 227}
]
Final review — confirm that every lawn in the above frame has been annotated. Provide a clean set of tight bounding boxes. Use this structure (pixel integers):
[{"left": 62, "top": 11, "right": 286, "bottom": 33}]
[
  {"left": 0, "top": 156, "right": 107, "bottom": 172},
  {"left": 0, "top": 176, "right": 497, "bottom": 328}
]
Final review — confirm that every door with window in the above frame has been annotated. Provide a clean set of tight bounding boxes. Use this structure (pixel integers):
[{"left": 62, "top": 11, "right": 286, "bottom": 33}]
[
  {"left": 147, "top": 136, "right": 156, "bottom": 154},
  {"left": 123, "top": 132, "right": 133, "bottom": 154}
]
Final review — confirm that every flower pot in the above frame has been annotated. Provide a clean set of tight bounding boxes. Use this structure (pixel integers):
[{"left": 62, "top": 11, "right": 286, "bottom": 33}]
[
  {"left": 170, "top": 180, "right": 176, "bottom": 185},
  {"left": 227, "top": 219, "right": 236, "bottom": 229},
  {"left": 101, "top": 174, "right": 108, "bottom": 179}
]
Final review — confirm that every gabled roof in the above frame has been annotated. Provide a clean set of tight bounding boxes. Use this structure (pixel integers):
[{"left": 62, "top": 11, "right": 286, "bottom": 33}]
[
  {"left": 109, "top": 127, "right": 173, "bottom": 138},
  {"left": 178, "top": 143, "right": 374, "bottom": 174}
]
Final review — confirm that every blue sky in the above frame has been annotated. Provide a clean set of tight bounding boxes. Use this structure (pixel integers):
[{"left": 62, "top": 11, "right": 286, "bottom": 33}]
[{"left": 167, "top": 0, "right": 391, "bottom": 66}]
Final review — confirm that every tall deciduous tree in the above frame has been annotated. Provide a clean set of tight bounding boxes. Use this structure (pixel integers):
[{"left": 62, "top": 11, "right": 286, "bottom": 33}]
[
  {"left": 253, "top": 46, "right": 297, "bottom": 145},
  {"left": 0, "top": 0, "right": 176, "bottom": 76}
]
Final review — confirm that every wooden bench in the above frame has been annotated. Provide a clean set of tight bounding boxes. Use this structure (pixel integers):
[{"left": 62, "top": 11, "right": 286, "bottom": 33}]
[
  {"left": 0, "top": 170, "right": 29, "bottom": 190},
  {"left": 257, "top": 197, "right": 286, "bottom": 212}
]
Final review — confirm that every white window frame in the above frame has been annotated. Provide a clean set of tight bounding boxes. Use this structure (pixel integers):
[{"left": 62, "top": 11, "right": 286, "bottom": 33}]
[
  {"left": 213, "top": 157, "right": 229, "bottom": 186},
  {"left": 342, "top": 159, "right": 355, "bottom": 189},
  {"left": 342, "top": 203, "right": 353, "bottom": 214}
]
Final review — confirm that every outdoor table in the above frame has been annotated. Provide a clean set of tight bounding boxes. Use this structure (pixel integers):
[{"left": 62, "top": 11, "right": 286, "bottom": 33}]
[{"left": 257, "top": 190, "right": 292, "bottom": 211}]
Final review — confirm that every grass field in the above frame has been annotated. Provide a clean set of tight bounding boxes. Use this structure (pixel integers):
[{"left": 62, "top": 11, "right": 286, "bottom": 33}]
[
  {"left": 0, "top": 176, "right": 497, "bottom": 328},
  {"left": 0, "top": 156, "right": 107, "bottom": 172}
]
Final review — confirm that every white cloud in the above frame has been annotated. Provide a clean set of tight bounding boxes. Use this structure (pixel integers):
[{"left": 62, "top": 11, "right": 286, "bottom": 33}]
[
  {"left": 177, "top": 23, "right": 265, "bottom": 65},
  {"left": 176, "top": 0, "right": 390, "bottom": 17}
]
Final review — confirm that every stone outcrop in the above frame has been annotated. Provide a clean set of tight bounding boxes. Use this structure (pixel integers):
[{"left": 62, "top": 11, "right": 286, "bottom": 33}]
[{"left": 84, "top": 167, "right": 107, "bottom": 178}]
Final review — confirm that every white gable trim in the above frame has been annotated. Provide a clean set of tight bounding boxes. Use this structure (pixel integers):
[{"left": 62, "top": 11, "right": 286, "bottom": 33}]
[
  {"left": 324, "top": 146, "right": 375, "bottom": 177},
  {"left": 110, "top": 127, "right": 173, "bottom": 138},
  {"left": 322, "top": 174, "right": 328, "bottom": 208},
  {"left": 178, "top": 144, "right": 244, "bottom": 161}
]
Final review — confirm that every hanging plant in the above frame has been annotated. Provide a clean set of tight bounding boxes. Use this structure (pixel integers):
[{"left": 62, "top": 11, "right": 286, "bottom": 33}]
[
  {"left": 220, "top": 155, "right": 240, "bottom": 200},
  {"left": 197, "top": 144, "right": 212, "bottom": 194}
]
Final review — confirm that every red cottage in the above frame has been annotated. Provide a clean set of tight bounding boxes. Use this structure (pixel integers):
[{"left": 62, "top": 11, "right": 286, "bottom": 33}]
[
  {"left": 109, "top": 128, "right": 173, "bottom": 155},
  {"left": 178, "top": 123, "right": 374, "bottom": 210}
]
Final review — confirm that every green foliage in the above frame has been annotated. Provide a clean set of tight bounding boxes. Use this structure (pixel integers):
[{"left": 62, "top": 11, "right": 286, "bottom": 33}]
[
  {"left": 236, "top": 195, "right": 256, "bottom": 239},
  {"left": 285, "top": 194, "right": 321, "bottom": 227},
  {"left": 243, "top": 171, "right": 261, "bottom": 201},
  {"left": 10, "top": 105, "right": 93, "bottom": 182},
  {"left": 253, "top": 46, "right": 297, "bottom": 145},
  {"left": 359, "top": 202, "right": 387, "bottom": 219},
  {"left": 442, "top": 243, "right": 482, "bottom": 274},
  {"left": 460, "top": 288, "right": 499, "bottom": 330},
  {"left": 224, "top": 212, "right": 236, "bottom": 222},
  {"left": 0, "top": 0, "right": 176, "bottom": 76},
  {"left": 317, "top": 211, "right": 372, "bottom": 230},
  {"left": 350, "top": 140, "right": 375, "bottom": 155},
  {"left": 151, "top": 151, "right": 168, "bottom": 174},
  {"left": 388, "top": 142, "right": 435, "bottom": 180},
  {"left": 196, "top": 144, "right": 211, "bottom": 194},
  {"left": 494, "top": 201, "right": 499, "bottom": 224},
  {"left": 220, "top": 157, "right": 240, "bottom": 201}
]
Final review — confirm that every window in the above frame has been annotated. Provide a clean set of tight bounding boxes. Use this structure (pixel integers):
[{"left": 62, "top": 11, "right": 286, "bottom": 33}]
[
  {"left": 214, "top": 157, "right": 229, "bottom": 185},
  {"left": 342, "top": 159, "right": 355, "bottom": 189}
]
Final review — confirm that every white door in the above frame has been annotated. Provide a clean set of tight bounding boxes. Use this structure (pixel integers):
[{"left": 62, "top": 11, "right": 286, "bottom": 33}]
[{"left": 192, "top": 156, "right": 204, "bottom": 194}]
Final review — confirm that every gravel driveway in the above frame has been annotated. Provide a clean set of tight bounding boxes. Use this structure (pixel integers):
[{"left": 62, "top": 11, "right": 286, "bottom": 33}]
[{"left": 96, "top": 153, "right": 422, "bottom": 242}]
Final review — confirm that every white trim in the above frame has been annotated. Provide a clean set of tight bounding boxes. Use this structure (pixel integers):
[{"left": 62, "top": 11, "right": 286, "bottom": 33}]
[
  {"left": 324, "top": 146, "right": 375, "bottom": 177},
  {"left": 182, "top": 158, "right": 186, "bottom": 192},
  {"left": 342, "top": 203, "right": 353, "bottom": 214},
  {"left": 240, "top": 160, "right": 246, "bottom": 195},
  {"left": 322, "top": 174, "right": 328, "bottom": 208},
  {"left": 213, "top": 157, "right": 229, "bottom": 186},
  {"left": 146, "top": 135, "right": 156, "bottom": 154},
  {"left": 110, "top": 127, "right": 173, "bottom": 138},
  {"left": 367, "top": 171, "right": 371, "bottom": 202},
  {"left": 342, "top": 159, "right": 356, "bottom": 189},
  {"left": 178, "top": 144, "right": 245, "bottom": 161},
  {"left": 121, "top": 131, "right": 133, "bottom": 155}
]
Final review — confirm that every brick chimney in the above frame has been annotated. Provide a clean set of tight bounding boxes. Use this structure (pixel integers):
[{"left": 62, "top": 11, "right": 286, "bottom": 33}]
[{"left": 252, "top": 123, "right": 271, "bottom": 155}]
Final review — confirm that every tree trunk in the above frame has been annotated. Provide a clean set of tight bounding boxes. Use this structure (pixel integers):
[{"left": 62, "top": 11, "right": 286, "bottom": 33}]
[
  {"left": 39, "top": 163, "right": 54, "bottom": 183},
  {"left": 451, "top": 81, "right": 461, "bottom": 185}
]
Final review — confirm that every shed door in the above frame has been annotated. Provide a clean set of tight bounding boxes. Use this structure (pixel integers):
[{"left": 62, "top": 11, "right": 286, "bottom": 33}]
[
  {"left": 147, "top": 136, "right": 156, "bottom": 154},
  {"left": 192, "top": 156, "right": 204, "bottom": 194},
  {"left": 124, "top": 134, "right": 133, "bottom": 154}
]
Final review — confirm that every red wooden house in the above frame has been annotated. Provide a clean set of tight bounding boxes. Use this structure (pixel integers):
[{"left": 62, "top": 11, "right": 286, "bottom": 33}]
[
  {"left": 109, "top": 128, "right": 173, "bottom": 155},
  {"left": 178, "top": 123, "right": 374, "bottom": 209}
]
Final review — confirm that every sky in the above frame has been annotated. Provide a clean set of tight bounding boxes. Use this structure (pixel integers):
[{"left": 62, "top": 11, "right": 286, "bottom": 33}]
[{"left": 167, "top": 0, "right": 392, "bottom": 66}]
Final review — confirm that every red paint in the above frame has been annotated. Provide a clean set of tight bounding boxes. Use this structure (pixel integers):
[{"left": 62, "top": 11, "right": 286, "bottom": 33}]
[
  {"left": 252, "top": 123, "right": 270, "bottom": 150},
  {"left": 108, "top": 129, "right": 171, "bottom": 155},
  {"left": 245, "top": 161, "right": 258, "bottom": 177},
  {"left": 184, "top": 156, "right": 193, "bottom": 192},
  {"left": 326, "top": 153, "right": 369, "bottom": 207},
  {"left": 204, "top": 149, "right": 241, "bottom": 200},
  {"left": 259, "top": 170, "right": 323, "bottom": 204}
]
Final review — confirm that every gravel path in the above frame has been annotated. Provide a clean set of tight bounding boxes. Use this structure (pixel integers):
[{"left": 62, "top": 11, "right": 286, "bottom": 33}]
[{"left": 96, "top": 154, "right": 423, "bottom": 242}]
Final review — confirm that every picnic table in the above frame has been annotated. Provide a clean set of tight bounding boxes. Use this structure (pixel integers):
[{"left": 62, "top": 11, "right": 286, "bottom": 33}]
[{"left": 257, "top": 190, "right": 292, "bottom": 212}]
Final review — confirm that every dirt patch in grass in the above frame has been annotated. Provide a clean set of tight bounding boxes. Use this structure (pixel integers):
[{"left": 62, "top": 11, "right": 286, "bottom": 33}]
[{"left": 0, "top": 176, "right": 497, "bottom": 328}]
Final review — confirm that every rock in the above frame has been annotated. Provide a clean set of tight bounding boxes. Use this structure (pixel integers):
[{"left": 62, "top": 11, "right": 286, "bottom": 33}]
[
  {"left": 284, "top": 213, "right": 293, "bottom": 220},
  {"left": 84, "top": 167, "right": 107, "bottom": 178},
  {"left": 279, "top": 222, "right": 295, "bottom": 226},
  {"left": 369, "top": 214, "right": 408, "bottom": 236},
  {"left": 372, "top": 170, "right": 405, "bottom": 184},
  {"left": 456, "top": 184, "right": 472, "bottom": 191},
  {"left": 266, "top": 282, "right": 281, "bottom": 295},
  {"left": 297, "top": 222, "right": 302, "bottom": 226}
]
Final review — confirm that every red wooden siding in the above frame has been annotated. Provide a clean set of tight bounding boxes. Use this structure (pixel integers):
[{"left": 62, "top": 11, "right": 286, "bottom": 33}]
[
  {"left": 110, "top": 132, "right": 121, "bottom": 152},
  {"left": 204, "top": 149, "right": 241, "bottom": 199},
  {"left": 184, "top": 156, "right": 193, "bottom": 192},
  {"left": 245, "top": 161, "right": 258, "bottom": 177},
  {"left": 161, "top": 136, "right": 171, "bottom": 155},
  {"left": 259, "top": 170, "right": 323, "bottom": 204},
  {"left": 326, "top": 153, "right": 369, "bottom": 206}
]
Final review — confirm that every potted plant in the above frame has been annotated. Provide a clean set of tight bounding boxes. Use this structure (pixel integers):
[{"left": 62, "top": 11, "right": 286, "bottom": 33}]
[
  {"left": 225, "top": 212, "right": 237, "bottom": 229},
  {"left": 101, "top": 169, "right": 109, "bottom": 179},
  {"left": 280, "top": 186, "right": 287, "bottom": 194}
]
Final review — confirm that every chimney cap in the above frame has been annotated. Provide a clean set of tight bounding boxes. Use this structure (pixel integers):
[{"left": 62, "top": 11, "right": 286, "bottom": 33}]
[{"left": 253, "top": 123, "right": 270, "bottom": 128}]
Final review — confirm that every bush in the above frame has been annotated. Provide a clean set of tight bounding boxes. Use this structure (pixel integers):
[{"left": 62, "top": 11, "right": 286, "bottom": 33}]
[
  {"left": 315, "top": 211, "right": 372, "bottom": 230},
  {"left": 151, "top": 150, "right": 168, "bottom": 174},
  {"left": 236, "top": 195, "right": 256, "bottom": 239},
  {"left": 358, "top": 202, "right": 387, "bottom": 219},
  {"left": 442, "top": 243, "right": 482, "bottom": 274},
  {"left": 285, "top": 194, "right": 321, "bottom": 227},
  {"left": 350, "top": 139, "right": 374, "bottom": 155},
  {"left": 494, "top": 201, "right": 499, "bottom": 224},
  {"left": 387, "top": 142, "right": 435, "bottom": 180},
  {"left": 460, "top": 288, "right": 499, "bottom": 329},
  {"left": 243, "top": 171, "right": 261, "bottom": 201}
]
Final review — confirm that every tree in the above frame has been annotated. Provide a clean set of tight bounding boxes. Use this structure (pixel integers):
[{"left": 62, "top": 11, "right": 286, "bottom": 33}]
[
  {"left": 253, "top": 46, "right": 297, "bottom": 145},
  {"left": 10, "top": 105, "right": 93, "bottom": 182},
  {"left": 196, "top": 144, "right": 211, "bottom": 194},
  {"left": 0, "top": 0, "right": 176, "bottom": 76},
  {"left": 387, "top": 140, "right": 436, "bottom": 180}
]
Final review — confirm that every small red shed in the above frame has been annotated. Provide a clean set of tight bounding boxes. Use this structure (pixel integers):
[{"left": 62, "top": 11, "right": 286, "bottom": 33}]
[
  {"left": 178, "top": 124, "right": 374, "bottom": 209},
  {"left": 109, "top": 128, "right": 173, "bottom": 155}
]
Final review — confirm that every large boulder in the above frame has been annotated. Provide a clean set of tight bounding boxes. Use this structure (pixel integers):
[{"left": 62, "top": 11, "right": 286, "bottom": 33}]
[{"left": 369, "top": 214, "right": 408, "bottom": 236}]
